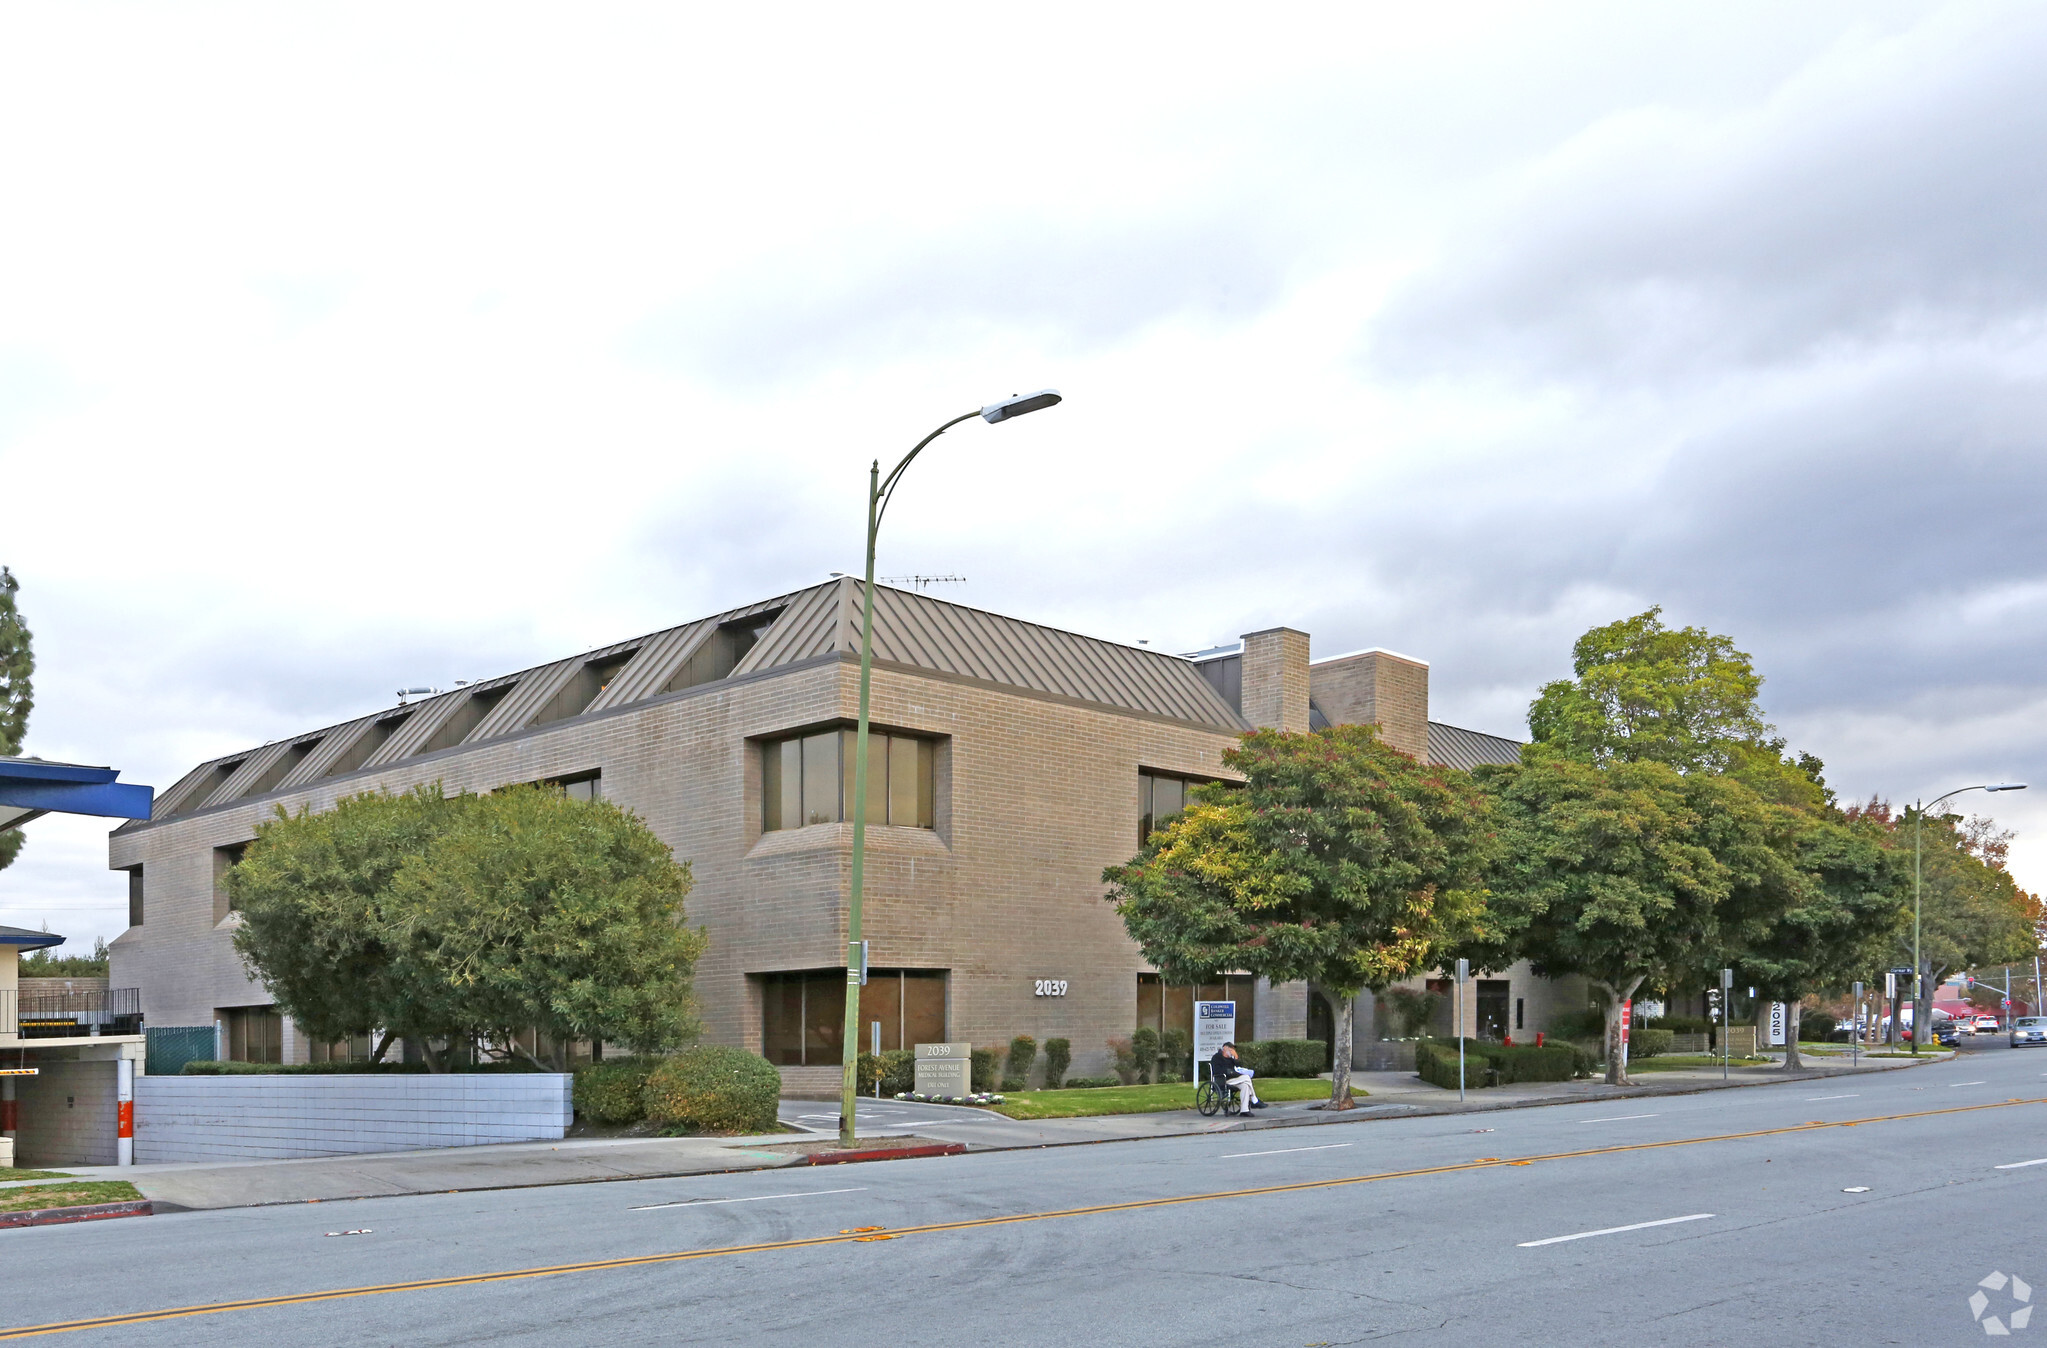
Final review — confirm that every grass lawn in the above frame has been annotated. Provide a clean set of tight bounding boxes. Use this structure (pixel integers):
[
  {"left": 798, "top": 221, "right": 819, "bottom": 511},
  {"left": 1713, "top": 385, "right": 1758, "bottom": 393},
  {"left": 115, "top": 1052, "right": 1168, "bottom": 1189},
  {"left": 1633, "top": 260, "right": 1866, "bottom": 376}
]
[
  {"left": 0, "top": 1169, "right": 75, "bottom": 1183},
  {"left": 0, "top": 1181, "right": 143, "bottom": 1213},
  {"left": 992, "top": 1077, "right": 1349, "bottom": 1120}
]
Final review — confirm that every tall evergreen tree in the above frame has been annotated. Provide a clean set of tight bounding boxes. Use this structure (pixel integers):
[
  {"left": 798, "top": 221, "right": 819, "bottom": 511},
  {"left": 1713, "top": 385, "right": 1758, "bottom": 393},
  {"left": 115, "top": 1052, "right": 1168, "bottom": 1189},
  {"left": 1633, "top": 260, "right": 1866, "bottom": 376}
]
[{"left": 0, "top": 567, "right": 34, "bottom": 874}]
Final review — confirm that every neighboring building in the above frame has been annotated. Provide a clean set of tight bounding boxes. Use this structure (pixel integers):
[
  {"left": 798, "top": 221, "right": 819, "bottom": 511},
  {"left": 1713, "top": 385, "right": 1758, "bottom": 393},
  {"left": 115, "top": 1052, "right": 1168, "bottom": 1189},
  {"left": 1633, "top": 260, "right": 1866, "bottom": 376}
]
[
  {"left": 0, "top": 925, "right": 144, "bottom": 1167},
  {"left": 109, "top": 580, "right": 1557, "bottom": 1086}
]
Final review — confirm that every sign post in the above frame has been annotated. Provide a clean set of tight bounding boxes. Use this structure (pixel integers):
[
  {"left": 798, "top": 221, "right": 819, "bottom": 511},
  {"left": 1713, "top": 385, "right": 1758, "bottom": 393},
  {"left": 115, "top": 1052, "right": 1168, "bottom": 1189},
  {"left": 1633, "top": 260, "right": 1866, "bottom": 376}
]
[
  {"left": 913, "top": 1042, "right": 973, "bottom": 1100},
  {"left": 1852, "top": 980, "right": 1863, "bottom": 1066},
  {"left": 1720, "top": 968, "right": 1734, "bottom": 1081},
  {"left": 1456, "top": 959, "right": 1468, "bottom": 1102}
]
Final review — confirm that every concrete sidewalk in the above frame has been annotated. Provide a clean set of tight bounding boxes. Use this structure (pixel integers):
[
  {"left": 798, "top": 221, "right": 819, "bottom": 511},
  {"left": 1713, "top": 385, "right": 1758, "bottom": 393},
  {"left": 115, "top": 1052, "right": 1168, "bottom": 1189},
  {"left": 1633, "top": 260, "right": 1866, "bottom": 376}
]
[{"left": 62, "top": 1050, "right": 1940, "bottom": 1212}]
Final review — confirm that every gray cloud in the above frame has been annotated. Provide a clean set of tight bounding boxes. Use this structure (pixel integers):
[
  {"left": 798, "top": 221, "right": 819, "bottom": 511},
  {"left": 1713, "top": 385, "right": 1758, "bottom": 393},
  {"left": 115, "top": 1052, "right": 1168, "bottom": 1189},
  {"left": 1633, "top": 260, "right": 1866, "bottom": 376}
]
[
  {"left": 1369, "top": 9, "right": 2047, "bottom": 386},
  {"left": 630, "top": 211, "right": 1296, "bottom": 385}
]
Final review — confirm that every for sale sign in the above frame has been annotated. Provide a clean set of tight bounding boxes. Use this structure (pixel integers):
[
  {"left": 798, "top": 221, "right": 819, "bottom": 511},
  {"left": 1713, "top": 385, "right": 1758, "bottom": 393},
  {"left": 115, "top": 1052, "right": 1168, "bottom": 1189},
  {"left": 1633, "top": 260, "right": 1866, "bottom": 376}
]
[{"left": 1194, "top": 1002, "right": 1236, "bottom": 1080}]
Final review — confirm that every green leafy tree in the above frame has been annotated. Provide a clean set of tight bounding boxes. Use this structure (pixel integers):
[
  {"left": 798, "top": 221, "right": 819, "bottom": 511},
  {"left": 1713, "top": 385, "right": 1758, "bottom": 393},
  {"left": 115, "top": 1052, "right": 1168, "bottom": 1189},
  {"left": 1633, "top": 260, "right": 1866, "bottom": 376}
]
[
  {"left": 0, "top": 567, "right": 34, "bottom": 874},
  {"left": 232, "top": 784, "right": 705, "bottom": 1069},
  {"left": 1902, "top": 806, "right": 2038, "bottom": 1038},
  {"left": 230, "top": 786, "right": 474, "bottom": 1065},
  {"left": 393, "top": 784, "right": 706, "bottom": 1067},
  {"left": 1470, "top": 753, "right": 1790, "bottom": 1084},
  {"left": 1730, "top": 813, "right": 1907, "bottom": 1068},
  {"left": 1527, "top": 607, "right": 1827, "bottom": 809},
  {"left": 1105, "top": 725, "right": 1492, "bottom": 1108}
]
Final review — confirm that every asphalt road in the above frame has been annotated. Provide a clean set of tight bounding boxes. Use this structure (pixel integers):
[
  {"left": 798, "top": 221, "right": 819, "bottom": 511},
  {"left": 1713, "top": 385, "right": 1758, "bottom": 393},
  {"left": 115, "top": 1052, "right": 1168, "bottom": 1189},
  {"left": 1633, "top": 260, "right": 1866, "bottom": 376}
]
[{"left": 9, "top": 1040, "right": 2046, "bottom": 1346}]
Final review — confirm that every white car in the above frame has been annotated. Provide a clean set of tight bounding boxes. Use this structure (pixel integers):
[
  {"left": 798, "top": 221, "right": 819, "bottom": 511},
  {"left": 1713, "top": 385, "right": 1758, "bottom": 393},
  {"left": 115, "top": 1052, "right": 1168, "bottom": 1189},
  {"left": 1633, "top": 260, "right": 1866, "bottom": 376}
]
[
  {"left": 1976, "top": 1014, "right": 2003, "bottom": 1033},
  {"left": 2011, "top": 1017, "right": 2047, "bottom": 1048}
]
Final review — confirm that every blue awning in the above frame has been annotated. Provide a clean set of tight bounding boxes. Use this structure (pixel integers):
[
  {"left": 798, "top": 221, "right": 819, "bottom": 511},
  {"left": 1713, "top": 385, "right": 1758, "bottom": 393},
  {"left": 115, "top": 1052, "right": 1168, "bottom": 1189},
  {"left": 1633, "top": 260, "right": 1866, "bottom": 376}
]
[
  {"left": 0, "top": 924, "right": 63, "bottom": 951},
  {"left": 0, "top": 757, "right": 155, "bottom": 834}
]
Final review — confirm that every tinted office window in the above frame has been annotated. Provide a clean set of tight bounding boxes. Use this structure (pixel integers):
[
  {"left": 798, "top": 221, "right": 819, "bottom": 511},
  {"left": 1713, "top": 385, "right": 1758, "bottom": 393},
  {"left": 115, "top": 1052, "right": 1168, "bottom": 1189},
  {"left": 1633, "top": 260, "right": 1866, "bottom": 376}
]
[
  {"left": 762, "top": 730, "right": 935, "bottom": 831},
  {"left": 761, "top": 969, "right": 947, "bottom": 1064},
  {"left": 127, "top": 866, "right": 144, "bottom": 927},
  {"left": 1139, "top": 770, "right": 1214, "bottom": 845}
]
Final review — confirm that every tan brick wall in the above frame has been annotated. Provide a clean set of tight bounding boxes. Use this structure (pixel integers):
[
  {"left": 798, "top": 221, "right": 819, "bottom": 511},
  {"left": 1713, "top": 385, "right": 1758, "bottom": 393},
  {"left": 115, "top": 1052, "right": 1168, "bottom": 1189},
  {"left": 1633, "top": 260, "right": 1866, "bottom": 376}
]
[
  {"left": 1241, "top": 628, "right": 1310, "bottom": 733},
  {"left": 109, "top": 656, "right": 1252, "bottom": 1080},
  {"left": 1309, "top": 650, "right": 1429, "bottom": 759}
]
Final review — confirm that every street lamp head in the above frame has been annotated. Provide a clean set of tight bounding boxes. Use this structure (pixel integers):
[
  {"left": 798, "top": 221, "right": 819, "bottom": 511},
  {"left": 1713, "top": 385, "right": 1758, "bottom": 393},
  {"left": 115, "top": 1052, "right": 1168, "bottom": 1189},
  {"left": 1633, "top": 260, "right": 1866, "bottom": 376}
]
[
  {"left": 1989, "top": 783, "right": 2030, "bottom": 792},
  {"left": 980, "top": 389, "right": 1062, "bottom": 423}
]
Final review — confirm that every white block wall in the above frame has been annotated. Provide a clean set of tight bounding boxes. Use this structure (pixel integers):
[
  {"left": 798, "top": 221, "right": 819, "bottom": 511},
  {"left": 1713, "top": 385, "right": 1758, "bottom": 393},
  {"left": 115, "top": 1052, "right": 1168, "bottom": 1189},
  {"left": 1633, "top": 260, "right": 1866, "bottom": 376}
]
[{"left": 134, "top": 1073, "right": 572, "bottom": 1163}]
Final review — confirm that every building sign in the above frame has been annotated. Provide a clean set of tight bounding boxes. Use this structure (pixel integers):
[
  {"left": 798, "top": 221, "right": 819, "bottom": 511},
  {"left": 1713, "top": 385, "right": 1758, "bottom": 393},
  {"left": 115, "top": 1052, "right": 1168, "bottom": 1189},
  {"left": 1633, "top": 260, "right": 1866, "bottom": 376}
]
[
  {"left": 1032, "top": 980, "right": 1068, "bottom": 997},
  {"left": 1767, "top": 1002, "right": 1786, "bottom": 1046},
  {"left": 913, "top": 1042, "right": 972, "bottom": 1097},
  {"left": 1193, "top": 1001, "right": 1235, "bottom": 1080}
]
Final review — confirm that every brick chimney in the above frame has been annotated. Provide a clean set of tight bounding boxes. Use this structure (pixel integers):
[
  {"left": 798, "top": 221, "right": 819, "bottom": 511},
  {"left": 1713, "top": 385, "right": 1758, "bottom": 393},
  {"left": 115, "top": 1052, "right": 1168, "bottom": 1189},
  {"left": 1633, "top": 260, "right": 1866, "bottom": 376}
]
[
  {"left": 1307, "top": 649, "right": 1429, "bottom": 759},
  {"left": 1240, "top": 627, "right": 1311, "bottom": 732}
]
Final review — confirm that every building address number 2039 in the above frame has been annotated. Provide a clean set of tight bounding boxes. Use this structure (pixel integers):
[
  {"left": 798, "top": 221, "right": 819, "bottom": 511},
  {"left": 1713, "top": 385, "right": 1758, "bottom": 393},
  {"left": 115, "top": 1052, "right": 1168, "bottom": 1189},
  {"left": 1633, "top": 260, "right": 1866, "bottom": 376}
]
[{"left": 1033, "top": 980, "right": 1069, "bottom": 997}]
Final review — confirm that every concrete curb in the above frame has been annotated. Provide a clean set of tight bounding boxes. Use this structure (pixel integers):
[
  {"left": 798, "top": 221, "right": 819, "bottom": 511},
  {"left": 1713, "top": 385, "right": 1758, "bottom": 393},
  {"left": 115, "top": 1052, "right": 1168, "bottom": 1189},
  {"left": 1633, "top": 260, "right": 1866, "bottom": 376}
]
[
  {"left": 0, "top": 1200, "right": 153, "bottom": 1229},
  {"left": 804, "top": 1143, "right": 966, "bottom": 1166}
]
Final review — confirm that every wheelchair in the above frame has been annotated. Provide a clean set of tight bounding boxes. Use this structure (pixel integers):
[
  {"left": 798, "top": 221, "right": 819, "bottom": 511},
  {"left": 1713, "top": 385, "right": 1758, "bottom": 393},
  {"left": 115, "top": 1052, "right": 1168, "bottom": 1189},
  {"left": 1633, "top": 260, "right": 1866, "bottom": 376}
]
[{"left": 1195, "top": 1064, "right": 1248, "bottom": 1117}]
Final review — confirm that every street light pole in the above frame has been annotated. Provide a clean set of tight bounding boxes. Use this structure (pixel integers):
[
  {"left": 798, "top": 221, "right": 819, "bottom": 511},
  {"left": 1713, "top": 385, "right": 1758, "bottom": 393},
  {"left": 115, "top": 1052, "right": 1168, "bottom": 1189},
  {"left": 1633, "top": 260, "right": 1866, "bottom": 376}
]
[
  {"left": 837, "top": 391, "right": 1061, "bottom": 1148},
  {"left": 1910, "top": 783, "right": 2027, "bottom": 1057}
]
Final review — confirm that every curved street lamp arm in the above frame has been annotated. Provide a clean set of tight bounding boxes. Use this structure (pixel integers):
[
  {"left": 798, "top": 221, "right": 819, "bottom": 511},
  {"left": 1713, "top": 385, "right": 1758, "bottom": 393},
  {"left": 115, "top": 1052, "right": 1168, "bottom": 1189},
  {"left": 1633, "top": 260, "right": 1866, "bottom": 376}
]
[{"left": 875, "top": 410, "right": 981, "bottom": 536}]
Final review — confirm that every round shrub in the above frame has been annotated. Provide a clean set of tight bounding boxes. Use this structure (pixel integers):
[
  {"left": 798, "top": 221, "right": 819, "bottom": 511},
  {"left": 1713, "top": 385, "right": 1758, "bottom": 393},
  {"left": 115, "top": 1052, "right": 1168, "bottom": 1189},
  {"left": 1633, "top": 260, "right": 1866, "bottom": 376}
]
[
  {"left": 643, "top": 1046, "right": 781, "bottom": 1135},
  {"left": 1627, "top": 1028, "right": 1674, "bottom": 1060},
  {"left": 574, "top": 1057, "right": 659, "bottom": 1124}
]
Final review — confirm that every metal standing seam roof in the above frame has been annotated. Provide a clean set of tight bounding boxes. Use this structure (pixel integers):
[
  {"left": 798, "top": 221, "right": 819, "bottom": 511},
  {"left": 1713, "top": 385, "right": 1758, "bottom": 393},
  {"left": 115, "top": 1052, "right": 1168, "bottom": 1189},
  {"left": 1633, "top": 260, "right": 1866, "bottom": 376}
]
[
  {"left": 1425, "top": 720, "right": 1525, "bottom": 771},
  {"left": 138, "top": 579, "right": 1251, "bottom": 824}
]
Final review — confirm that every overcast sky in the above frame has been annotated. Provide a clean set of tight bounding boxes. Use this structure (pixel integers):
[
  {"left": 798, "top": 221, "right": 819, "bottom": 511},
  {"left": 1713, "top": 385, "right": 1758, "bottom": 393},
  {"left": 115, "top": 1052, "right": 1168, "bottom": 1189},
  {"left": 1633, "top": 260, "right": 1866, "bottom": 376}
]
[{"left": 5, "top": 3, "right": 2045, "bottom": 953}]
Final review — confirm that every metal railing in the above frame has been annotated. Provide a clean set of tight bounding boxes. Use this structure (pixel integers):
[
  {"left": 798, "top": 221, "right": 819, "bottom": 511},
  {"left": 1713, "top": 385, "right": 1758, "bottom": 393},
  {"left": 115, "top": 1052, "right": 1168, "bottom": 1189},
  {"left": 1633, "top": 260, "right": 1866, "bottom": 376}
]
[{"left": 0, "top": 987, "right": 143, "bottom": 1039}]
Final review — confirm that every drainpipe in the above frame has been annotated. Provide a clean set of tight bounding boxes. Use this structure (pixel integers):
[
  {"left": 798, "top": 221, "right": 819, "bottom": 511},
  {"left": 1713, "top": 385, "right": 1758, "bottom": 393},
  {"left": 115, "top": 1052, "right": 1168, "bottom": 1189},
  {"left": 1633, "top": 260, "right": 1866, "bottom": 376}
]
[{"left": 116, "top": 1058, "right": 133, "bottom": 1167}]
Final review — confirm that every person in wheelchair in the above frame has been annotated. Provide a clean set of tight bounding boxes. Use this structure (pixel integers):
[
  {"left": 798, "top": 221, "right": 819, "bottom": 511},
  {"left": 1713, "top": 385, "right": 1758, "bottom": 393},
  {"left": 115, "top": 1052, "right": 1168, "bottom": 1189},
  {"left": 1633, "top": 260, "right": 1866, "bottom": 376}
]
[{"left": 1209, "top": 1041, "right": 1265, "bottom": 1110}]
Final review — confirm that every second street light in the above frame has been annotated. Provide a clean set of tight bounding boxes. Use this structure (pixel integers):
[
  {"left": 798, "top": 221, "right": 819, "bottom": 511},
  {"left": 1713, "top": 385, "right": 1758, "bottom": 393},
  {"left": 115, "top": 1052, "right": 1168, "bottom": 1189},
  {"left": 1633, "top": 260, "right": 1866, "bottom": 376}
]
[
  {"left": 1909, "top": 781, "right": 2027, "bottom": 1056},
  {"left": 837, "top": 391, "right": 1062, "bottom": 1147}
]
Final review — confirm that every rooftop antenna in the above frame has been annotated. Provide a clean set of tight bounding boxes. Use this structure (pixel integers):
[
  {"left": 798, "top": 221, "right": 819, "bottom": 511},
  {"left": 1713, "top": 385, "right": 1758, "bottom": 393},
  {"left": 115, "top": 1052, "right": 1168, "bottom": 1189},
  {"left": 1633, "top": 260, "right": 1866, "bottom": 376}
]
[
  {"left": 879, "top": 574, "right": 966, "bottom": 592},
  {"left": 396, "top": 686, "right": 441, "bottom": 705}
]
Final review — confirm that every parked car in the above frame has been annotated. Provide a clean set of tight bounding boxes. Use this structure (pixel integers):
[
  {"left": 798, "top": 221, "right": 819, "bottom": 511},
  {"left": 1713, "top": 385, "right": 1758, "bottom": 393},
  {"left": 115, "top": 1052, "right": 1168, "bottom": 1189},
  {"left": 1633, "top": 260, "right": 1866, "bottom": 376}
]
[
  {"left": 2010, "top": 1017, "right": 2047, "bottom": 1048},
  {"left": 1935, "top": 1024, "right": 1963, "bottom": 1047},
  {"left": 1976, "top": 1015, "right": 2003, "bottom": 1033}
]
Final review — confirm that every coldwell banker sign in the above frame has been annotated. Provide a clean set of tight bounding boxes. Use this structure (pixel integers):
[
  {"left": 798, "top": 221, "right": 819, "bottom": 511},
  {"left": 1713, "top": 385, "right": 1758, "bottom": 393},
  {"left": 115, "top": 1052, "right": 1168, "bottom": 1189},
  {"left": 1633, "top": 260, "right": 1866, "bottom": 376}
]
[
  {"left": 1194, "top": 1002, "right": 1236, "bottom": 1078},
  {"left": 914, "top": 1042, "right": 972, "bottom": 1097}
]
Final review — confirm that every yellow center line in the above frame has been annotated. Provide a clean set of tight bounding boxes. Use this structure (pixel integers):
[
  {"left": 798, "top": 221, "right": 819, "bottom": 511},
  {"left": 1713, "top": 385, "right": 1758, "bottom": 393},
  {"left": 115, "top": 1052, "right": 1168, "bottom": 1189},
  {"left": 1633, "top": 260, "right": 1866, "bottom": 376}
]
[{"left": 6, "top": 1095, "right": 2039, "bottom": 1340}]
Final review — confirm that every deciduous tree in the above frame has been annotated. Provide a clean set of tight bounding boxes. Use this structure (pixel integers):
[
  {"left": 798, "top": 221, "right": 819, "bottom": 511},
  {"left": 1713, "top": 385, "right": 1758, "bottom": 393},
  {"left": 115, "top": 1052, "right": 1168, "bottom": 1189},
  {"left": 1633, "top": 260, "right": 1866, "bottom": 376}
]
[
  {"left": 1470, "top": 753, "right": 1790, "bottom": 1084},
  {"left": 0, "top": 567, "right": 34, "bottom": 875},
  {"left": 1105, "top": 725, "right": 1491, "bottom": 1109}
]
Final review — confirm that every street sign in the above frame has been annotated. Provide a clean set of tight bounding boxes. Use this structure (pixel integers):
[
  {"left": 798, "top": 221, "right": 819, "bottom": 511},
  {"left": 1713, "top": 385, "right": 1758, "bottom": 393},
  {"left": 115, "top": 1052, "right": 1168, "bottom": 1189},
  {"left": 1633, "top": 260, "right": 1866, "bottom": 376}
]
[
  {"left": 1194, "top": 1002, "right": 1235, "bottom": 1080},
  {"left": 912, "top": 1042, "right": 972, "bottom": 1098}
]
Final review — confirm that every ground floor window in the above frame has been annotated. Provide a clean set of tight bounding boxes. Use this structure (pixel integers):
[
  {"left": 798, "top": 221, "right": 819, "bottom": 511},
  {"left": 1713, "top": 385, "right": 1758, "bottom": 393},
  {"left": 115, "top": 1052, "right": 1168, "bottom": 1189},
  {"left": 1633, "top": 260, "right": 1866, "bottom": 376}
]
[
  {"left": 223, "top": 1005, "right": 282, "bottom": 1063},
  {"left": 1136, "top": 972, "right": 1258, "bottom": 1044},
  {"left": 308, "top": 1034, "right": 374, "bottom": 1064},
  {"left": 760, "top": 968, "right": 946, "bottom": 1065}
]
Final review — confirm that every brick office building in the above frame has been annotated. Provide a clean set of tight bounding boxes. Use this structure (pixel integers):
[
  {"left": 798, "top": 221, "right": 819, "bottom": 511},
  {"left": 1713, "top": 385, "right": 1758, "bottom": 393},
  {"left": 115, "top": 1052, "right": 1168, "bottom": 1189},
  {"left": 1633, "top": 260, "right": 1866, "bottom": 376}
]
[{"left": 109, "top": 580, "right": 1559, "bottom": 1085}]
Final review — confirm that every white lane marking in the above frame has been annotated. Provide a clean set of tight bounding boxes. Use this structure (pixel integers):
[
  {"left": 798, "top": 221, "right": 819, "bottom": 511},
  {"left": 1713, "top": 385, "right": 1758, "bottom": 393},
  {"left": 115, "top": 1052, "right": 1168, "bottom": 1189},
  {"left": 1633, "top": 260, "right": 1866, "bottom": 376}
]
[
  {"left": 1217, "top": 1143, "right": 1354, "bottom": 1159},
  {"left": 1995, "top": 1159, "right": 2047, "bottom": 1170},
  {"left": 1805, "top": 1094, "right": 1858, "bottom": 1101},
  {"left": 1843, "top": 1187, "right": 1871, "bottom": 1193},
  {"left": 1951, "top": 1081, "right": 1988, "bottom": 1088},
  {"left": 630, "top": 1187, "right": 867, "bottom": 1212},
  {"left": 1578, "top": 1114, "right": 1659, "bottom": 1123},
  {"left": 1518, "top": 1213, "right": 1715, "bottom": 1247}
]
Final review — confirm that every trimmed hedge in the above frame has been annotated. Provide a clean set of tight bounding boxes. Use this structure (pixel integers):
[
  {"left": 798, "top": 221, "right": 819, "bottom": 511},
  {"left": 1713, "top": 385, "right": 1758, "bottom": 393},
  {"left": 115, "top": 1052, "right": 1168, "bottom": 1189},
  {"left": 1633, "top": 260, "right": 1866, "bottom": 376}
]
[
  {"left": 1236, "top": 1039, "right": 1327, "bottom": 1078},
  {"left": 1060, "top": 1076, "right": 1119, "bottom": 1089},
  {"left": 1648, "top": 1015, "right": 1713, "bottom": 1035},
  {"left": 181, "top": 1060, "right": 420, "bottom": 1075},
  {"left": 1627, "top": 1028, "right": 1674, "bottom": 1060},
  {"left": 1415, "top": 1039, "right": 1578, "bottom": 1089},
  {"left": 1043, "top": 1038, "right": 1071, "bottom": 1089},
  {"left": 643, "top": 1046, "right": 780, "bottom": 1135},
  {"left": 1800, "top": 1013, "right": 1838, "bottom": 1042},
  {"left": 970, "top": 1047, "right": 1001, "bottom": 1093},
  {"left": 1007, "top": 1036, "right": 1037, "bottom": 1085},
  {"left": 574, "top": 1057, "right": 660, "bottom": 1123}
]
